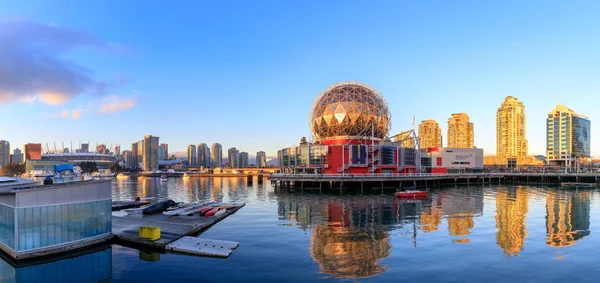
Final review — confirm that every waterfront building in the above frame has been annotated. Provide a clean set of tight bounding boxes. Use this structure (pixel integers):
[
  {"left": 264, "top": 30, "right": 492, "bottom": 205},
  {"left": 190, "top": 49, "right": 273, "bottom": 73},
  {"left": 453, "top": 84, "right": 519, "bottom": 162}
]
[
  {"left": 80, "top": 143, "right": 89, "bottom": 153},
  {"left": 495, "top": 187, "right": 528, "bottom": 257},
  {"left": 24, "top": 143, "right": 42, "bottom": 161},
  {"left": 278, "top": 82, "right": 419, "bottom": 174},
  {"left": 240, "top": 152, "right": 249, "bottom": 168},
  {"left": 10, "top": 148, "right": 23, "bottom": 164},
  {"left": 418, "top": 120, "right": 442, "bottom": 149},
  {"left": 39, "top": 153, "right": 117, "bottom": 170},
  {"left": 187, "top": 145, "right": 197, "bottom": 168},
  {"left": 212, "top": 143, "right": 223, "bottom": 168},
  {"left": 256, "top": 151, "right": 267, "bottom": 168},
  {"left": 497, "top": 96, "right": 528, "bottom": 157},
  {"left": 423, "top": 147, "right": 484, "bottom": 174},
  {"left": 0, "top": 178, "right": 112, "bottom": 260},
  {"left": 447, "top": 113, "right": 474, "bottom": 148},
  {"left": 391, "top": 130, "right": 416, "bottom": 149},
  {"left": 143, "top": 135, "right": 159, "bottom": 172},
  {"left": 0, "top": 140, "right": 9, "bottom": 167},
  {"left": 197, "top": 143, "right": 211, "bottom": 169},
  {"left": 228, "top": 147, "right": 240, "bottom": 168},
  {"left": 546, "top": 104, "right": 591, "bottom": 167},
  {"left": 114, "top": 145, "right": 121, "bottom": 156}
]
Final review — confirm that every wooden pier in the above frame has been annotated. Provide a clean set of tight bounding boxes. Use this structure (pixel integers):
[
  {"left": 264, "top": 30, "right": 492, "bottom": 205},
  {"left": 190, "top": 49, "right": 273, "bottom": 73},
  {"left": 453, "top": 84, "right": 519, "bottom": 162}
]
[
  {"left": 111, "top": 204, "right": 245, "bottom": 251},
  {"left": 269, "top": 172, "right": 600, "bottom": 191}
]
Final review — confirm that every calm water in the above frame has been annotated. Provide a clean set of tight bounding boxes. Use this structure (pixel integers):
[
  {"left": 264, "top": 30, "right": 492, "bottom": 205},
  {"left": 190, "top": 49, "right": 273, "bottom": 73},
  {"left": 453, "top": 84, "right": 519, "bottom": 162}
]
[{"left": 3, "top": 177, "right": 600, "bottom": 282}]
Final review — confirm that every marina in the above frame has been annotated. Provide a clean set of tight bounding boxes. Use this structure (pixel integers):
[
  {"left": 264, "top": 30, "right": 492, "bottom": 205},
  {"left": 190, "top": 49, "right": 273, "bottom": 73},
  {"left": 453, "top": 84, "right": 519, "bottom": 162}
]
[{"left": 111, "top": 202, "right": 245, "bottom": 254}]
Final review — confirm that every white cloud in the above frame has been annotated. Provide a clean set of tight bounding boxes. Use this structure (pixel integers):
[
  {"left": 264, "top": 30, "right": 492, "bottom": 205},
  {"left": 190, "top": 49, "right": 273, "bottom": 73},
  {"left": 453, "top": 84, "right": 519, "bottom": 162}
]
[
  {"left": 98, "top": 95, "right": 136, "bottom": 113},
  {"left": 44, "top": 105, "right": 84, "bottom": 119}
]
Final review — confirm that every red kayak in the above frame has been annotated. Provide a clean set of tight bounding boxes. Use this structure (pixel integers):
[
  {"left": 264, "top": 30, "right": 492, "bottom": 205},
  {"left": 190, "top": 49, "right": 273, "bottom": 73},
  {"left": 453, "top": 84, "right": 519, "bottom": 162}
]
[
  {"left": 199, "top": 206, "right": 213, "bottom": 216},
  {"left": 204, "top": 207, "right": 219, "bottom": 217},
  {"left": 396, "top": 190, "right": 428, "bottom": 198}
]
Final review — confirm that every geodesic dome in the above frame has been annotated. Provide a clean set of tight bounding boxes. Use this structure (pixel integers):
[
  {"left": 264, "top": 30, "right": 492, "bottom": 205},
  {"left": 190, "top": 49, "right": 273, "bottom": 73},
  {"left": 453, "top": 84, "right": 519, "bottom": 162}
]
[{"left": 309, "top": 82, "right": 391, "bottom": 141}]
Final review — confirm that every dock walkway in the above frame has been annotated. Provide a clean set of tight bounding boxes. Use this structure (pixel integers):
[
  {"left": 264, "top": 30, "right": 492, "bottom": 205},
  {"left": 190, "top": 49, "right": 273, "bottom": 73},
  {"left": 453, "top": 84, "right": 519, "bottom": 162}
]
[{"left": 112, "top": 204, "right": 245, "bottom": 250}]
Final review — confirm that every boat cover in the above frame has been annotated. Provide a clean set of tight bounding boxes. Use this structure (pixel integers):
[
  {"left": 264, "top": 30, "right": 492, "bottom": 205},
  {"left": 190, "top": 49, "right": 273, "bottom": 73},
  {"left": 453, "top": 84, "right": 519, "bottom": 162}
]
[
  {"left": 143, "top": 200, "right": 176, "bottom": 215},
  {"left": 55, "top": 164, "right": 74, "bottom": 173}
]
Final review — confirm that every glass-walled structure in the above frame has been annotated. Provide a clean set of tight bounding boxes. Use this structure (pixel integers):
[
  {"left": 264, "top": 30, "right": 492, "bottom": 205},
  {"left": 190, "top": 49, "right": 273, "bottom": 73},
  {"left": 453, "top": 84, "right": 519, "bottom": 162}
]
[
  {"left": 0, "top": 246, "right": 112, "bottom": 282},
  {"left": 546, "top": 104, "right": 590, "bottom": 167},
  {"left": 0, "top": 178, "right": 112, "bottom": 260},
  {"left": 278, "top": 145, "right": 328, "bottom": 172}
]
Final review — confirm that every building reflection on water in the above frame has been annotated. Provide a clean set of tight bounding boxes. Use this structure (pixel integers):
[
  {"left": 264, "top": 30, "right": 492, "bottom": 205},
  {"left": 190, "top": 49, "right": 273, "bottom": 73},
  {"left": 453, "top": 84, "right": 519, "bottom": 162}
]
[
  {"left": 278, "top": 196, "right": 395, "bottom": 279},
  {"left": 0, "top": 246, "right": 111, "bottom": 283},
  {"left": 545, "top": 190, "right": 590, "bottom": 248},
  {"left": 441, "top": 187, "right": 483, "bottom": 244},
  {"left": 495, "top": 187, "right": 528, "bottom": 257}
]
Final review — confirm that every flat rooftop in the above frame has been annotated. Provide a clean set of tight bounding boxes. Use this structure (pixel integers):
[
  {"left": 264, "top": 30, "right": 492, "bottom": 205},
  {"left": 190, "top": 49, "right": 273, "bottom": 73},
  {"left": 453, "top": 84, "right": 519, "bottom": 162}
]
[
  {"left": 0, "top": 177, "right": 39, "bottom": 192},
  {"left": 0, "top": 177, "right": 110, "bottom": 194}
]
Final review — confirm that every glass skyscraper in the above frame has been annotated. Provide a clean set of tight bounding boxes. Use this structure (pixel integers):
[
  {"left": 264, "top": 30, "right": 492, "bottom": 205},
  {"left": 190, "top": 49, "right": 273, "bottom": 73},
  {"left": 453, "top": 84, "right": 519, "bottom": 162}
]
[{"left": 546, "top": 104, "right": 590, "bottom": 164}]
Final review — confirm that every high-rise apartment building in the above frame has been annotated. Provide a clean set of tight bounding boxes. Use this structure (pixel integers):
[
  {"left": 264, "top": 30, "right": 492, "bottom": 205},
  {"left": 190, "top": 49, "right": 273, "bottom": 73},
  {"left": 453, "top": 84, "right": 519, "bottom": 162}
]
[
  {"left": 496, "top": 96, "right": 528, "bottom": 157},
  {"left": 256, "top": 151, "right": 267, "bottom": 168},
  {"left": 24, "top": 143, "right": 42, "bottom": 160},
  {"left": 240, "top": 152, "right": 249, "bottom": 168},
  {"left": 228, "top": 147, "right": 240, "bottom": 168},
  {"left": 418, "top": 120, "right": 442, "bottom": 149},
  {"left": 187, "top": 145, "right": 197, "bottom": 167},
  {"left": 0, "top": 140, "right": 10, "bottom": 167},
  {"left": 212, "top": 143, "right": 223, "bottom": 168},
  {"left": 122, "top": 150, "right": 133, "bottom": 168},
  {"left": 131, "top": 142, "right": 138, "bottom": 167},
  {"left": 114, "top": 145, "right": 121, "bottom": 156},
  {"left": 197, "top": 143, "right": 211, "bottom": 169},
  {"left": 143, "top": 135, "right": 159, "bottom": 171},
  {"left": 11, "top": 148, "right": 23, "bottom": 164},
  {"left": 447, "top": 113, "right": 474, "bottom": 148},
  {"left": 392, "top": 131, "right": 416, "bottom": 148},
  {"left": 546, "top": 104, "right": 591, "bottom": 165},
  {"left": 137, "top": 140, "right": 144, "bottom": 167},
  {"left": 158, "top": 143, "right": 168, "bottom": 161}
]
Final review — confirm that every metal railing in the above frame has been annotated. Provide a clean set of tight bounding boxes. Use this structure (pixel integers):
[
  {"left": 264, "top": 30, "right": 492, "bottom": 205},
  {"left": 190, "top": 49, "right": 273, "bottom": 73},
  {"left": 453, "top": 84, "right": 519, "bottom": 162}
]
[{"left": 270, "top": 172, "right": 600, "bottom": 180}]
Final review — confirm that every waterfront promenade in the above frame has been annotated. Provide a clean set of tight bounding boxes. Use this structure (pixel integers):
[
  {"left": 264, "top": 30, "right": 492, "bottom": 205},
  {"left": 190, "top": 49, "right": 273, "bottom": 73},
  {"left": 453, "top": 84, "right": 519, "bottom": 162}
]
[{"left": 269, "top": 172, "right": 600, "bottom": 190}]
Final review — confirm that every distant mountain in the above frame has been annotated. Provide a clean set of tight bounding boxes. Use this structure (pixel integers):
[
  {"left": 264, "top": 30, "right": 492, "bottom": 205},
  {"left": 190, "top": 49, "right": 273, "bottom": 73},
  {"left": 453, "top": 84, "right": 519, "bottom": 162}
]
[{"left": 267, "top": 158, "right": 278, "bottom": 166}]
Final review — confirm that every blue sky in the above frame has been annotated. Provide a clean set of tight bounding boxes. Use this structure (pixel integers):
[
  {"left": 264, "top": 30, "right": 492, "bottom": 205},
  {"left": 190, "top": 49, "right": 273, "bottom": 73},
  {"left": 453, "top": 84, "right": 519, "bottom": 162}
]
[{"left": 1, "top": 1, "right": 600, "bottom": 157}]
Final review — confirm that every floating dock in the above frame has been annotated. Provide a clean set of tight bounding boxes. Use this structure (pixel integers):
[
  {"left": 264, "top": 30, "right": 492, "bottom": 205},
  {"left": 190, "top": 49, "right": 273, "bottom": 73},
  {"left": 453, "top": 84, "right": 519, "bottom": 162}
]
[
  {"left": 166, "top": 237, "right": 239, "bottom": 258},
  {"left": 111, "top": 203, "right": 245, "bottom": 252}
]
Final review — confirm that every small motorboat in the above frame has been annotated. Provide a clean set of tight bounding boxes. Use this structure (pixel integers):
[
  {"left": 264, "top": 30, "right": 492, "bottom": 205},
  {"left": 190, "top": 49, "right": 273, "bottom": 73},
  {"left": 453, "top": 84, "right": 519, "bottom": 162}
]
[
  {"left": 160, "top": 174, "right": 168, "bottom": 182},
  {"left": 395, "top": 190, "right": 429, "bottom": 198}
]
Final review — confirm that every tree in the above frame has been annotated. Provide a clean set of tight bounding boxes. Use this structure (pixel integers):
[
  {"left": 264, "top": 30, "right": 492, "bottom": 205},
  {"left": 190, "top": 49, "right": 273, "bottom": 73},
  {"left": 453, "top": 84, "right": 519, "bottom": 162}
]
[
  {"left": 109, "top": 162, "right": 123, "bottom": 173},
  {"left": 300, "top": 136, "right": 309, "bottom": 146},
  {"left": 0, "top": 163, "right": 26, "bottom": 176},
  {"left": 79, "top": 161, "right": 98, "bottom": 173}
]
